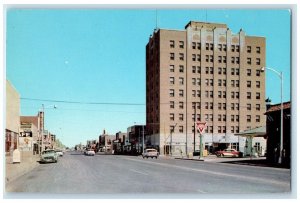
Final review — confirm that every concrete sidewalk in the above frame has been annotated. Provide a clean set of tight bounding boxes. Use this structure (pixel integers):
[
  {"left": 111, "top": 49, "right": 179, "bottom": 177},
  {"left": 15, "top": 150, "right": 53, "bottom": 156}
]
[{"left": 5, "top": 152, "right": 40, "bottom": 185}]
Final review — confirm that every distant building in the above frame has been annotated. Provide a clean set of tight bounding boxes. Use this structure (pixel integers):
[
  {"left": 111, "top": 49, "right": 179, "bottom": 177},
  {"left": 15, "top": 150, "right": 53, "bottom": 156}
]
[
  {"left": 5, "top": 80, "right": 20, "bottom": 154},
  {"left": 98, "top": 129, "right": 115, "bottom": 153},
  {"left": 146, "top": 21, "right": 266, "bottom": 155},
  {"left": 265, "top": 102, "right": 291, "bottom": 167},
  {"left": 127, "top": 125, "right": 146, "bottom": 154}
]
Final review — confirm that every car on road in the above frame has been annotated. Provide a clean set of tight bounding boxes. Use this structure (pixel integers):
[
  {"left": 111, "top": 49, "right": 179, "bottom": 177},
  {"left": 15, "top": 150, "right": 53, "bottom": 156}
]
[
  {"left": 55, "top": 149, "right": 64, "bottom": 157},
  {"left": 85, "top": 149, "right": 95, "bottom": 156},
  {"left": 215, "top": 149, "right": 241, "bottom": 157},
  {"left": 40, "top": 149, "right": 58, "bottom": 163},
  {"left": 142, "top": 148, "right": 159, "bottom": 159}
]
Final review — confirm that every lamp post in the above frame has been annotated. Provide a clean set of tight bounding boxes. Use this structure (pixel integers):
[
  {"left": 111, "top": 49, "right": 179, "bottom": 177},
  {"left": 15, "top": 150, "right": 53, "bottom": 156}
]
[
  {"left": 261, "top": 67, "right": 283, "bottom": 164},
  {"left": 39, "top": 104, "right": 57, "bottom": 153}
]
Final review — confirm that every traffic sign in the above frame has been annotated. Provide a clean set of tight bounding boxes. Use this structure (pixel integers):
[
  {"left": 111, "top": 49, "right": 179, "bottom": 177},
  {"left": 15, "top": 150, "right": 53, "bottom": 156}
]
[{"left": 196, "top": 121, "right": 207, "bottom": 134}]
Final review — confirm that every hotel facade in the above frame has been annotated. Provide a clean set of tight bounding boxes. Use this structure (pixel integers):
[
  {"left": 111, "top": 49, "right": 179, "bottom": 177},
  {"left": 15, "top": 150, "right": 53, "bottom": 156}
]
[{"left": 146, "top": 21, "right": 266, "bottom": 155}]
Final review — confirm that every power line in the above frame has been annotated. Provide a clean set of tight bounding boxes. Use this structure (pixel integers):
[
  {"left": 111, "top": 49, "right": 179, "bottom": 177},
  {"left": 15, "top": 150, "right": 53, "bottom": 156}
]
[{"left": 20, "top": 97, "right": 145, "bottom": 106}]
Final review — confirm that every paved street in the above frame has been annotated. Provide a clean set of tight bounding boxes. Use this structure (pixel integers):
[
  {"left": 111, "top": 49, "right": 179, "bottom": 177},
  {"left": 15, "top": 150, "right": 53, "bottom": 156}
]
[{"left": 5, "top": 151, "right": 291, "bottom": 197}]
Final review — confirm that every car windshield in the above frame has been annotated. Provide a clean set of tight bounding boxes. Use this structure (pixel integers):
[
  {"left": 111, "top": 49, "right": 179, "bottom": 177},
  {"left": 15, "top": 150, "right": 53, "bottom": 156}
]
[{"left": 42, "top": 150, "right": 55, "bottom": 154}]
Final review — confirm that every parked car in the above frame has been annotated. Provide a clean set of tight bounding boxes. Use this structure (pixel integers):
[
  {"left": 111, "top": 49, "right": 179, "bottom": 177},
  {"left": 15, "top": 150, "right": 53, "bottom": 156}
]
[
  {"left": 40, "top": 149, "right": 58, "bottom": 163},
  {"left": 55, "top": 149, "right": 64, "bottom": 157},
  {"left": 85, "top": 149, "right": 95, "bottom": 156},
  {"left": 215, "top": 149, "right": 241, "bottom": 157},
  {"left": 142, "top": 148, "right": 159, "bottom": 159}
]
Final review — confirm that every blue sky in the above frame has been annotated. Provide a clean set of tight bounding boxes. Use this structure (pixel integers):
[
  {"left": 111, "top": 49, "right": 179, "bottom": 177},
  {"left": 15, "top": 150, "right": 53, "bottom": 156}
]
[{"left": 6, "top": 9, "right": 291, "bottom": 147}]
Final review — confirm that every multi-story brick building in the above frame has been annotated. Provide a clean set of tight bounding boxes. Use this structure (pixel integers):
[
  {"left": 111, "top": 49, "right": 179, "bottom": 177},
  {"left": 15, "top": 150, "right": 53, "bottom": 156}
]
[{"left": 146, "top": 21, "right": 266, "bottom": 155}]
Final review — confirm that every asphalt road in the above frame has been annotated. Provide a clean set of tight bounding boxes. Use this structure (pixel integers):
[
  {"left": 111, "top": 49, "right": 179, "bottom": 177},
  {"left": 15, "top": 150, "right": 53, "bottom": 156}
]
[{"left": 5, "top": 151, "right": 291, "bottom": 198}]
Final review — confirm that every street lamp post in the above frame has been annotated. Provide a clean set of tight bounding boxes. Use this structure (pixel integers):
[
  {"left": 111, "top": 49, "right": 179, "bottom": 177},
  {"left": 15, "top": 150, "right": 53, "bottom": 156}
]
[{"left": 261, "top": 67, "right": 283, "bottom": 164}]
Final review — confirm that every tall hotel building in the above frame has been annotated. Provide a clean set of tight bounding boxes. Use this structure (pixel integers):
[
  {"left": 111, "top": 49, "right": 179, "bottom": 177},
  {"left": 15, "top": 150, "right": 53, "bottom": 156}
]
[{"left": 146, "top": 21, "right": 266, "bottom": 155}]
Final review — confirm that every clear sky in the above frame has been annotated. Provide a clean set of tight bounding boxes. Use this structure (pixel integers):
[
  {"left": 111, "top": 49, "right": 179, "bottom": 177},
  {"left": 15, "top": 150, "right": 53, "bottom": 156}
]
[{"left": 5, "top": 8, "right": 291, "bottom": 148}]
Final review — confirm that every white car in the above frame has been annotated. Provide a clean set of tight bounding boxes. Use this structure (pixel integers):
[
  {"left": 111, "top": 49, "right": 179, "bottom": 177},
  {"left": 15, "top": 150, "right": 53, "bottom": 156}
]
[
  {"left": 142, "top": 149, "right": 159, "bottom": 159},
  {"left": 85, "top": 149, "right": 95, "bottom": 156},
  {"left": 55, "top": 149, "right": 64, "bottom": 157}
]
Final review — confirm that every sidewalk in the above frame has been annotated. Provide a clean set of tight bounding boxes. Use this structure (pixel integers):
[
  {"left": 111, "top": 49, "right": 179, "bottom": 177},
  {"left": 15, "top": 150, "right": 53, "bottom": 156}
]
[{"left": 5, "top": 151, "right": 40, "bottom": 185}]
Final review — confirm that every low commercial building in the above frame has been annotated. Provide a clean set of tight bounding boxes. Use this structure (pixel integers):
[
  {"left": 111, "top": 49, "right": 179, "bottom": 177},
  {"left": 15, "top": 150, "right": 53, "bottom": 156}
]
[
  {"left": 20, "top": 116, "right": 39, "bottom": 154},
  {"left": 5, "top": 80, "right": 20, "bottom": 155},
  {"left": 265, "top": 102, "right": 291, "bottom": 167}
]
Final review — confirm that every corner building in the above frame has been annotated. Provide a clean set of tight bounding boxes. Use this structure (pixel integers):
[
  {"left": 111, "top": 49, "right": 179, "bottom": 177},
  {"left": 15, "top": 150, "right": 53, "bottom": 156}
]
[{"left": 146, "top": 21, "right": 266, "bottom": 156}]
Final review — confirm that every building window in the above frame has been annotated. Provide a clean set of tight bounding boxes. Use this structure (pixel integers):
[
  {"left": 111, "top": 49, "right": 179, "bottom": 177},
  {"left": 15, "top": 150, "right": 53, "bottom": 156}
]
[
  {"left": 223, "top": 56, "right": 227, "bottom": 63},
  {"left": 197, "top": 78, "right": 201, "bottom": 86},
  {"left": 236, "top": 45, "right": 240, "bottom": 52},
  {"left": 231, "top": 115, "right": 235, "bottom": 122},
  {"left": 256, "top": 58, "right": 261, "bottom": 65},
  {"left": 192, "top": 90, "right": 196, "bottom": 97},
  {"left": 218, "top": 103, "right": 222, "bottom": 110},
  {"left": 256, "top": 70, "right": 261, "bottom": 77},
  {"left": 247, "top": 69, "right": 251, "bottom": 76},
  {"left": 247, "top": 46, "right": 251, "bottom": 53},
  {"left": 197, "top": 90, "right": 201, "bottom": 97},
  {"left": 206, "top": 55, "right": 209, "bottom": 62},
  {"left": 179, "top": 102, "right": 184, "bottom": 109},
  {"left": 192, "top": 66, "right": 196, "bottom": 73},
  {"left": 170, "top": 101, "right": 175, "bottom": 109},
  {"left": 170, "top": 53, "right": 175, "bottom": 60},
  {"left": 197, "top": 54, "right": 201, "bottom": 62},
  {"left": 231, "top": 45, "right": 235, "bottom": 52},
  {"left": 179, "top": 89, "right": 184, "bottom": 97},
  {"left": 256, "top": 46, "right": 261, "bottom": 54},
  {"left": 247, "top": 81, "right": 251, "bottom": 88},
  {"left": 256, "top": 104, "right": 261, "bottom": 111},
  {"left": 231, "top": 103, "right": 235, "bottom": 110},
  {"left": 256, "top": 115, "right": 260, "bottom": 122},
  {"left": 218, "top": 91, "right": 222, "bottom": 98},
  {"left": 179, "top": 77, "right": 184, "bottom": 85},
  {"left": 192, "top": 78, "right": 196, "bottom": 85},
  {"left": 223, "top": 45, "right": 227, "bottom": 51},
  {"left": 223, "top": 114, "right": 226, "bottom": 121},
  {"left": 197, "top": 43, "right": 201, "bottom": 50},
  {"left": 236, "top": 115, "right": 239, "bottom": 122},
  {"left": 197, "top": 66, "right": 201, "bottom": 73},
  {"left": 179, "top": 65, "right": 184, "bottom": 73},
  {"left": 205, "top": 43, "right": 209, "bottom": 50},
  {"left": 231, "top": 92, "right": 235, "bottom": 99},
  {"left": 192, "top": 54, "right": 196, "bottom": 61},
  {"left": 247, "top": 58, "right": 251, "bottom": 65},
  {"left": 218, "top": 44, "right": 222, "bottom": 51},
  {"left": 236, "top": 69, "right": 239, "bottom": 76},
  {"left": 170, "top": 89, "right": 175, "bottom": 97},
  {"left": 170, "top": 126, "right": 175, "bottom": 133},
  {"left": 170, "top": 113, "right": 175, "bottom": 121},
  {"left": 247, "top": 115, "right": 251, "bottom": 122},
  {"left": 170, "top": 65, "right": 175, "bottom": 72},
  {"left": 205, "top": 102, "right": 209, "bottom": 109},
  {"left": 218, "top": 56, "right": 222, "bottom": 63},
  {"left": 179, "top": 41, "right": 184, "bottom": 49},
  {"left": 247, "top": 104, "right": 251, "bottom": 111},
  {"left": 256, "top": 92, "right": 261, "bottom": 100},
  {"left": 170, "top": 77, "right": 175, "bottom": 85},
  {"left": 256, "top": 81, "right": 260, "bottom": 88},
  {"left": 223, "top": 103, "right": 226, "bottom": 110},
  {"left": 223, "top": 68, "right": 227, "bottom": 75},
  {"left": 179, "top": 126, "right": 184, "bottom": 133},
  {"left": 192, "top": 42, "right": 196, "bottom": 49},
  {"left": 179, "top": 114, "right": 184, "bottom": 121},
  {"left": 247, "top": 92, "right": 251, "bottom": 99},
  {"left": 179, "top": 53, "right": 184, "bottom": 61},
  {"left": 223, "top": 91, "right": 226, "bottom": 99},
  {"left": 218, "top": 79, "right": 222, "bottom": 87},
  {"left": 231, "top": 68, "right": 235, "bottom": 75},
  {"left": 218, "top": 126, "right": 222, "bottom": 133},
  {"left": 218, "top": 67, "right": 222, "bottom": 74},
  {"left": 170, "top": 40, "right": 175, "bottom": 48},
  {"left": 236, "top": 80, "right": 239, "bottom": 87},
  {"left": 236, "top": 103, "right": 239, "bottom": 110},
  {"left": 231, "top": 126, "right": 235, "bottom": 133}
]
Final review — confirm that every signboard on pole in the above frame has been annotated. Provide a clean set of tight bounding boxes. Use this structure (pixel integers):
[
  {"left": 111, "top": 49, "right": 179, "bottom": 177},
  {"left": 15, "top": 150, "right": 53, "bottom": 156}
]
[{"left": 196, "top": 121, "right": 207, "bottom": 134}]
